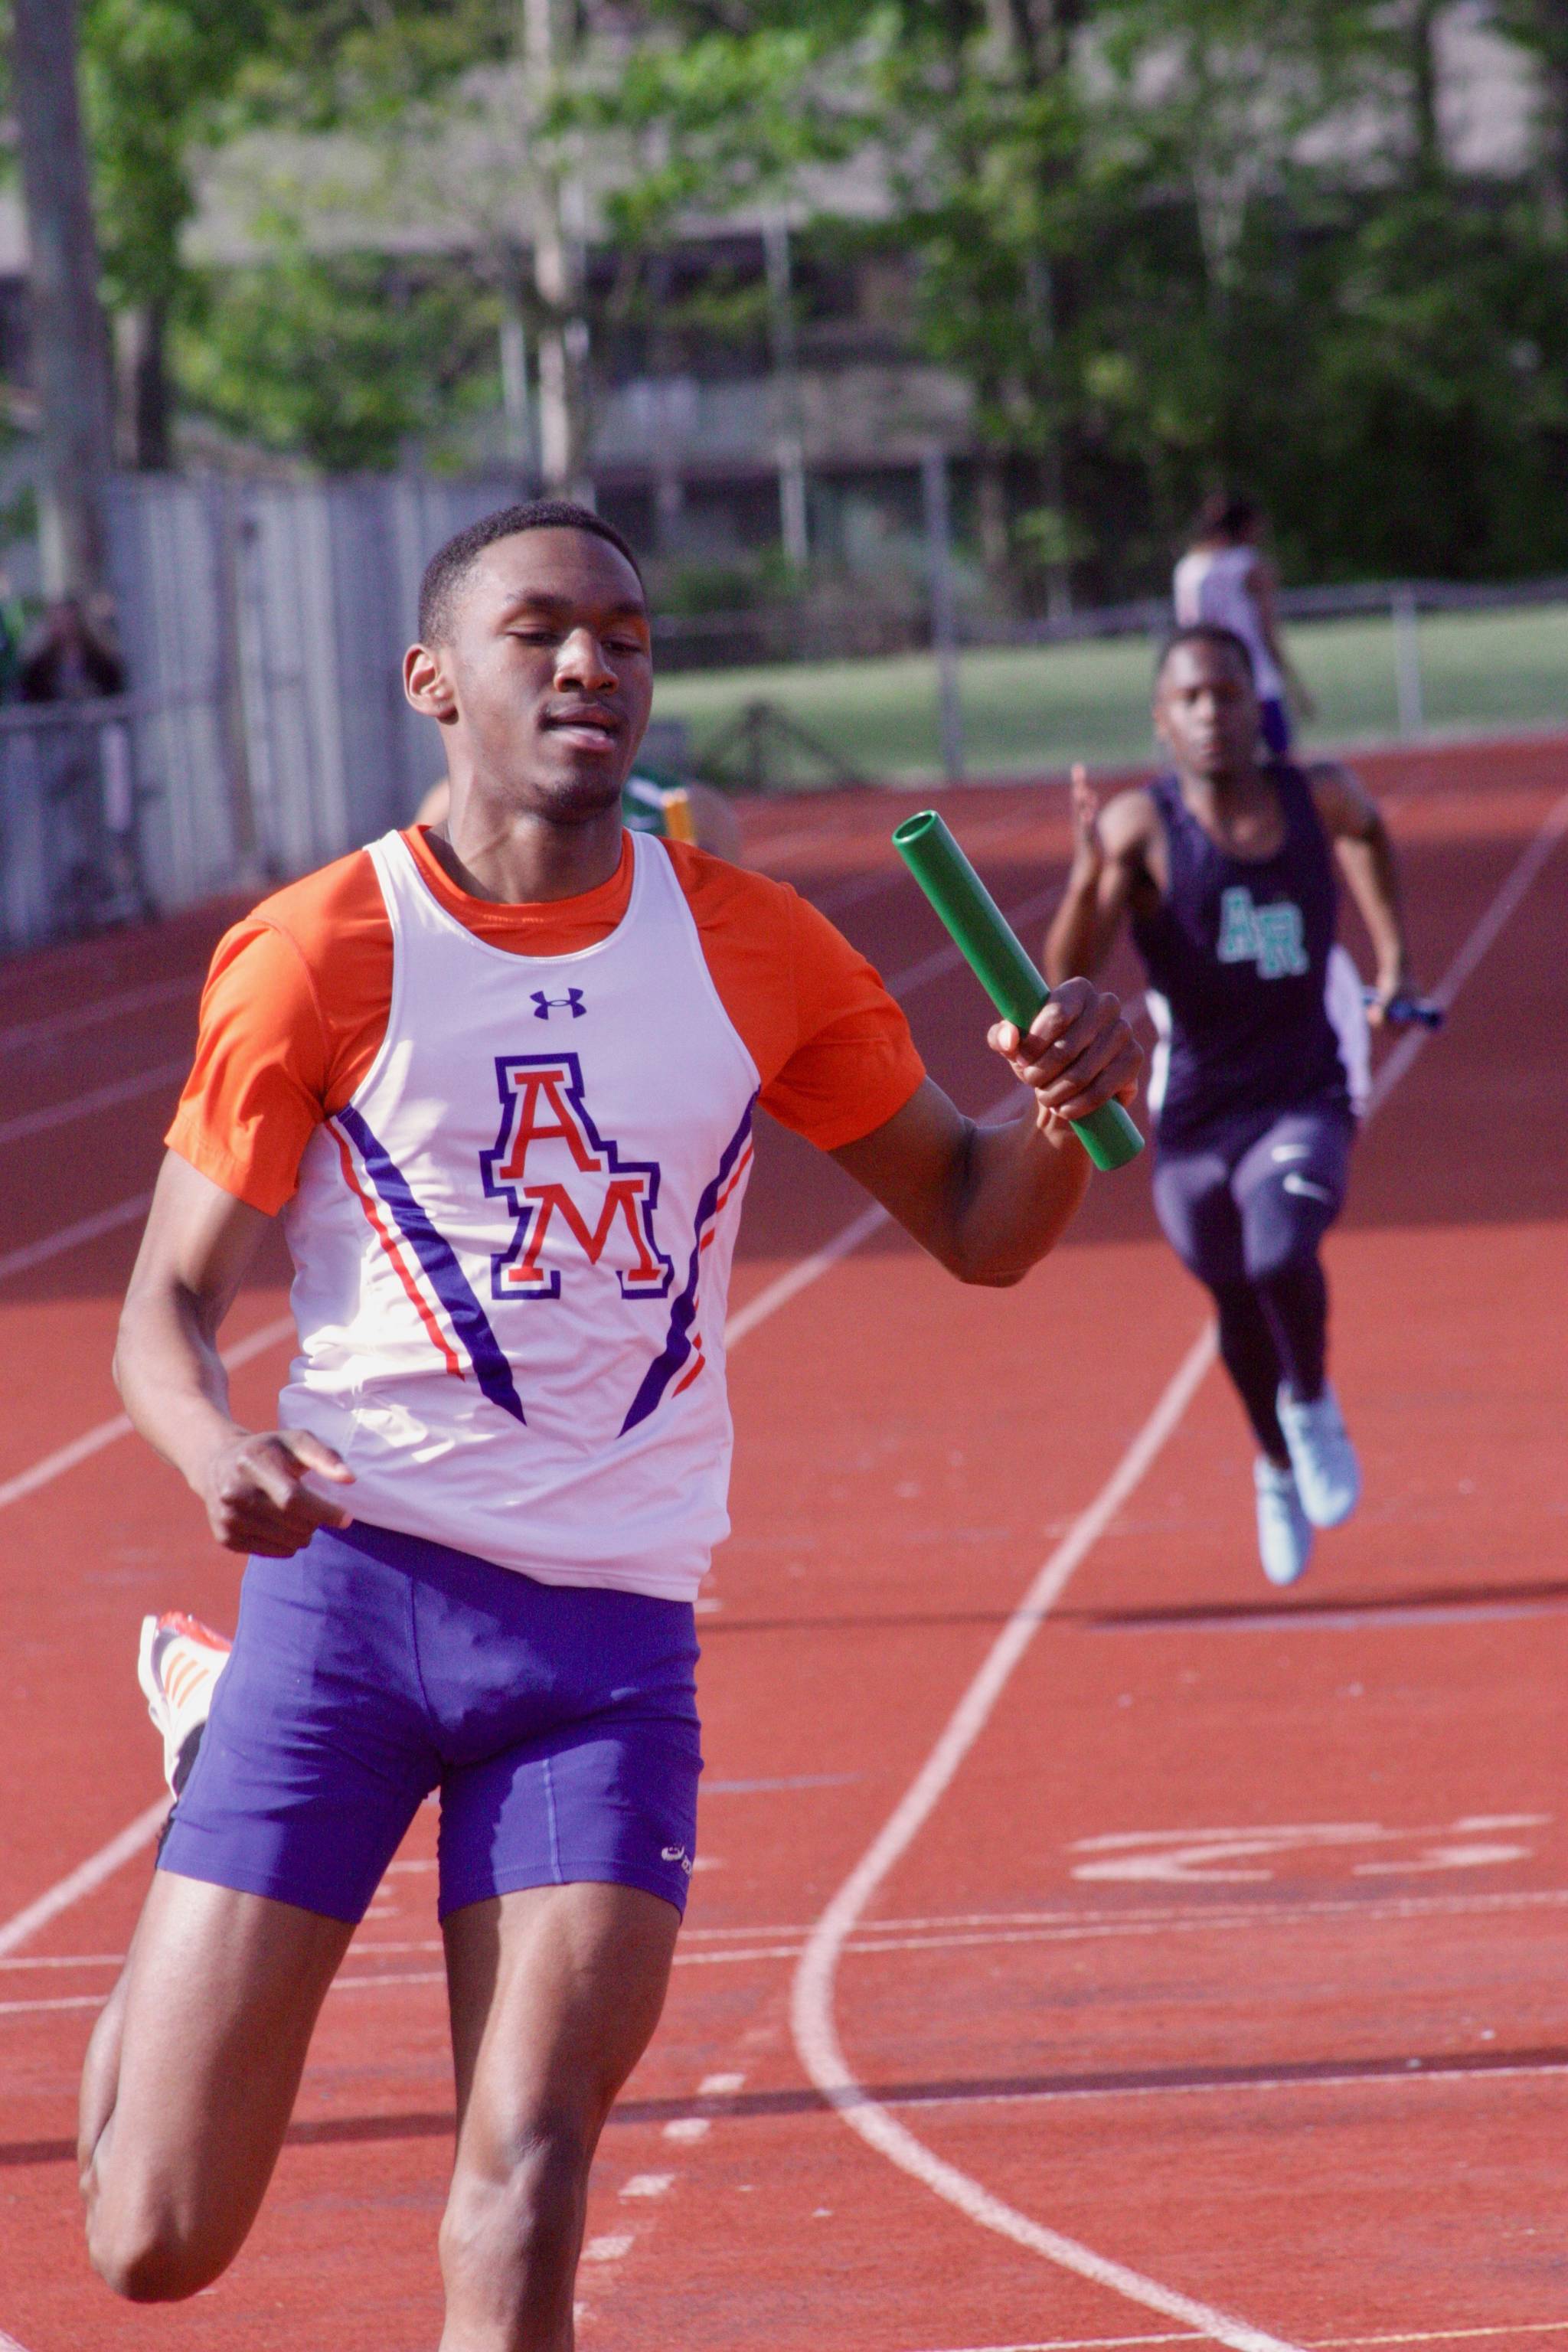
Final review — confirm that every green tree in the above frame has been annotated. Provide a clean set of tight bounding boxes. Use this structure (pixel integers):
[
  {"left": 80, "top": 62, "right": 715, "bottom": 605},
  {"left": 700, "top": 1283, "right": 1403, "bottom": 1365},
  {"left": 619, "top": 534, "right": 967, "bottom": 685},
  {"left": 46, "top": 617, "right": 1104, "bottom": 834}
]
[
  {"left": 81, "top": 0, "right": 273, "bottom": 466},
  {"left": 79, "top": 0, "right": 511, "bottom": 467},
  {"left": 175, "top": 253, "right": 500, "bottom": 472}
]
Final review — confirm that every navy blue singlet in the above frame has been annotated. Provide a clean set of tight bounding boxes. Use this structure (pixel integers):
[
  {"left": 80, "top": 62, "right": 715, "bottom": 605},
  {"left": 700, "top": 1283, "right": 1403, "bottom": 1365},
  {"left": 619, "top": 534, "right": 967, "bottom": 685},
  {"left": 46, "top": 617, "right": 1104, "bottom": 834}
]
[{"left": 1131, "top": 763, "right": 1350, "bottom": 1146}]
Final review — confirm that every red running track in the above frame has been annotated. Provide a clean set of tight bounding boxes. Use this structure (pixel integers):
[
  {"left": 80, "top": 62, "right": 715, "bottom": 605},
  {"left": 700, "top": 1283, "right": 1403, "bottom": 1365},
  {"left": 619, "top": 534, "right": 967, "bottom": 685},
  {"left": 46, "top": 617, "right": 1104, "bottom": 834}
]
[{"left": 1, "top": 741, "right": 1565, "bottom": 2352}]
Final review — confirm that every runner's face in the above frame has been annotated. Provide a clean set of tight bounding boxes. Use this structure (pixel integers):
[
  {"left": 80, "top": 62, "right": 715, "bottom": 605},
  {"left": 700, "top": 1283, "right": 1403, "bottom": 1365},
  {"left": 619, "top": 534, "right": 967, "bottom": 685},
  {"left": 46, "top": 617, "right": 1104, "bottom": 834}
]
[
  {"left": 443, "top": 529, "right": 653, "bottom": 819},
  {"left": 1155, "top": 641, "right": 1258, "bottom": 782}
]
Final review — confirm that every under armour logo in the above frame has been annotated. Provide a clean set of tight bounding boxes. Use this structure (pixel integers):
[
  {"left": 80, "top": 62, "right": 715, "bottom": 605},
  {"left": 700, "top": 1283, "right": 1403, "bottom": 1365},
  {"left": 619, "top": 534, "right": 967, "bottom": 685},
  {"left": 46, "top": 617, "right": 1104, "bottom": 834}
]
[{"left": 531, "top": 989, "right": 586, "bottom": 1021}]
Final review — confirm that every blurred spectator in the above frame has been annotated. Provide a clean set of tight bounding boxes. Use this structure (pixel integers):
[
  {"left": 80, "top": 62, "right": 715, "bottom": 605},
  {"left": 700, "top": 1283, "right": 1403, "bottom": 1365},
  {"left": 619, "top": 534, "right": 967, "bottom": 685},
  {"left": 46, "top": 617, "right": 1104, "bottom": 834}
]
[
  {"left": 20, "top": 595, "right": 126, "bottom": 704},
  {"left": 1173, "top": 495, "right": 1314, "bottom": 757},
  {"left": 18, "top": 596, "right": 144, "bottom": 932}
]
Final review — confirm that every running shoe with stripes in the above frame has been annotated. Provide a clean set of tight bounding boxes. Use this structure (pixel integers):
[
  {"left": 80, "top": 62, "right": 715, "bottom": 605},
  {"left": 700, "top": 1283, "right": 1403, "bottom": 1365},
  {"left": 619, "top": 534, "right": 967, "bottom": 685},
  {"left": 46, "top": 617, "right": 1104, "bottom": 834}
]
[{"left": 137, "top": 1611, "right": 231, "bottom": 1797}]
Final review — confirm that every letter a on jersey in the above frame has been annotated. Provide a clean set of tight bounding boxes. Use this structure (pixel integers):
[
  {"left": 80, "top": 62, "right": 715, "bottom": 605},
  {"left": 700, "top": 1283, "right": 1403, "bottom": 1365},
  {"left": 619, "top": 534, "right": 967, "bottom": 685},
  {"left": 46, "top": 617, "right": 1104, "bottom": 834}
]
[
  {"left": 481, "top": 1053, "right": 675, "bottom": 1302},
  {"left": 1216, "top": 885, "right": 1309, "bottom": 979}
]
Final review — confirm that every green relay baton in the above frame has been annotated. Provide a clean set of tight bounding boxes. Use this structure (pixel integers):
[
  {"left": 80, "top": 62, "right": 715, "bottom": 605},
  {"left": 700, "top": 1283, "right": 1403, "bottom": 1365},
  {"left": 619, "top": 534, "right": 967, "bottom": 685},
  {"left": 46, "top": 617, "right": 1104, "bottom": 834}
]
[{"left": 892, "top": 808, "right": 1145, "bottom": 1174}]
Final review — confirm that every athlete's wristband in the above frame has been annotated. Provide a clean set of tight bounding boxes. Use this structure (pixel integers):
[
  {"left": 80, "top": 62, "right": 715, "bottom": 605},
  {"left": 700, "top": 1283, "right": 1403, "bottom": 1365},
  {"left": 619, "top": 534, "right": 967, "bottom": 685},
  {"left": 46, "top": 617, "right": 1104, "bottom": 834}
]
[
  {"left": 1364, "top": 986, "right": 1445, "bottom": 1030},
  {"left": 892, "top": 809, "right": 1145, "bottom": 1173}
]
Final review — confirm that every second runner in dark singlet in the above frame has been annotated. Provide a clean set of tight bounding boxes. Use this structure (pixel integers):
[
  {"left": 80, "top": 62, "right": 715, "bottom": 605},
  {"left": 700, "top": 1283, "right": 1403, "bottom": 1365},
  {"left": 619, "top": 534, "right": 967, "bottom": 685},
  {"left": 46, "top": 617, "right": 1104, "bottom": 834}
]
[{"left": 1045, "top": 625, "right": 1418, "bottom": 1586}]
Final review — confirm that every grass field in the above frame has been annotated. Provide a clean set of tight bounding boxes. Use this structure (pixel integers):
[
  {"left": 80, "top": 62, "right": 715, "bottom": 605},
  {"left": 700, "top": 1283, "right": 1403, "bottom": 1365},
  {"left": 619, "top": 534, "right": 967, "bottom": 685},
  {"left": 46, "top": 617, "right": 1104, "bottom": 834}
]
[{"left": 652, "top": 601, "right": 1568, "bottom": 786}]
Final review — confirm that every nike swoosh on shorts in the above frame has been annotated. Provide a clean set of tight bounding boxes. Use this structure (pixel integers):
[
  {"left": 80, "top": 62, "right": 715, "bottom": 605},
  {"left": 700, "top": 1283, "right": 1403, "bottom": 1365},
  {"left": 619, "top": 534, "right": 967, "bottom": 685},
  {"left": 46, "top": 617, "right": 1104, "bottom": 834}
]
[{"left": 1282, "top": 1172, "right": 1334, "bottom": 1202}]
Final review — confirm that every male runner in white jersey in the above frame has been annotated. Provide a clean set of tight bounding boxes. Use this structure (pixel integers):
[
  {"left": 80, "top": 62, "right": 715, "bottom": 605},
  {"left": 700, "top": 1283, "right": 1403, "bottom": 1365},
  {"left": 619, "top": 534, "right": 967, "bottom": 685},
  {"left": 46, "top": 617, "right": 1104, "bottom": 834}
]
[{"left": 80, "top": 499, "right": 1139, "bottom": 2347}]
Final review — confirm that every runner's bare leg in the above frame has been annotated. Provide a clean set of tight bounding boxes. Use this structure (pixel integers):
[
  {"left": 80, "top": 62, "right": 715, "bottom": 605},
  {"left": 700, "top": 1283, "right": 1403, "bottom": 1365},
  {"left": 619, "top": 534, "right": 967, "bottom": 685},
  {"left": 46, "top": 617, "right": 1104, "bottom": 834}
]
[
  {"left": 79, "top": 1870, "right": 354, "bottom": 2299},
  {"left": 439, "top": 1881, "right": 681, "bottom": 2352}
]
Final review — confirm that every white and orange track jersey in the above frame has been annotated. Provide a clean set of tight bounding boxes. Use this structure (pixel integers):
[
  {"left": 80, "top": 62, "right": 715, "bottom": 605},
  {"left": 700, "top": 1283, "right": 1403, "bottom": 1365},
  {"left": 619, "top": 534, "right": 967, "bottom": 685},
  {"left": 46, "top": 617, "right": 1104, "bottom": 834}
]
[{"left": 169, "top": 826, "right": 924, "bottom": 1599}]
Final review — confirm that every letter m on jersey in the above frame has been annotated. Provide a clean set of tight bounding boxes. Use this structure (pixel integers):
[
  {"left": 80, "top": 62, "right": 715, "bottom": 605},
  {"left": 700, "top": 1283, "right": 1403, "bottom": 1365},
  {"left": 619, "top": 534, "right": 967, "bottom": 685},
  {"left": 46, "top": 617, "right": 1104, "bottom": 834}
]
[{"left": 480, "top": 1054, "right": 674, "bottom": 1303}]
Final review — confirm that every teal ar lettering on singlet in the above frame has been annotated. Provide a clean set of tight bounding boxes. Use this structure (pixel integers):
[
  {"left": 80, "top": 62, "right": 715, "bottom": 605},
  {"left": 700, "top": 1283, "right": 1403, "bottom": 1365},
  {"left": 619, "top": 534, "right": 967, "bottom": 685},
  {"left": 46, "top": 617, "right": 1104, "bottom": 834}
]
[{"left": 1216, "top": 885, "right": 1310, "bottom": 980}]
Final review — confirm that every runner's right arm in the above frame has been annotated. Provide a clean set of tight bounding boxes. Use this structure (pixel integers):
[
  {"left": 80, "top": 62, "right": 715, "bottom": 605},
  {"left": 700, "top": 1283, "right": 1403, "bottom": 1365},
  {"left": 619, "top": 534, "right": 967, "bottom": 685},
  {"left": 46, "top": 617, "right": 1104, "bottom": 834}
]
[
  {"left": 1043, "top": 767, "right": 1152, "bottom": 985},
  {"left": 116, "top": 1163, "right": 354, "bottom": 1561}
]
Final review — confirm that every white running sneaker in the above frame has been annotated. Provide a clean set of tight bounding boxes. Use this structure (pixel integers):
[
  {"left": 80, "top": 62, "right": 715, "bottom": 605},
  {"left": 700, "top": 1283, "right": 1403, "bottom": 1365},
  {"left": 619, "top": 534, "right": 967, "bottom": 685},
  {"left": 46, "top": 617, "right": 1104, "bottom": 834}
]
[
  {"left": 1276, "top": 1383, "right": 1361, "bottom": 1528},
  {"left": 137, "top": 1612, "right": 231, "bottom": 1797},
  {"left": 1255, "top": 1459, "right": 1313, "bottom": 1587}
]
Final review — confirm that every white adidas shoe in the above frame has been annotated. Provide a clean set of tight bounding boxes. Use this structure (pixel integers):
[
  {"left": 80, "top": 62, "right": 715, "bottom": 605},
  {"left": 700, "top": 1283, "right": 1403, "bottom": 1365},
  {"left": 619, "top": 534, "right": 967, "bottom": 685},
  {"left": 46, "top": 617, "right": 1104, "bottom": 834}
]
[
  {"left": 1255, "top": 1459, "right": 1313, "bottom": 1587},
  {"left": 1276, "top": 1383, "right": 1361, "bottom": 1528},
  {"left": 137, "top": 1612, "right": 231, "bottom": 1797}
]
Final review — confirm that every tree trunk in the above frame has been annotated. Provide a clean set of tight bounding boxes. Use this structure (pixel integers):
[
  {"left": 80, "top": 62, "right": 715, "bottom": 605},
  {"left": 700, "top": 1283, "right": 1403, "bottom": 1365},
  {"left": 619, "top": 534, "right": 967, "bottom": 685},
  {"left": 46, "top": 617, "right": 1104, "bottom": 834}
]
[
  {"left": 524, "top": 0, "right": 593, "bottom": 501},
  {"left": 975, "top": 452, "right": 1012, "bottom": 598},
  {"left": 10, "top": 0, "right": 115, "bottom": 597},
  {"left": 118, "top": 301, "right": 172, "bottom": 471},
  {"left": 1522, "top": 0, "right": 1568, "bottom": 238},
  {"left": 1410, "top": 0, "right": 1444, "bottom": 183}
]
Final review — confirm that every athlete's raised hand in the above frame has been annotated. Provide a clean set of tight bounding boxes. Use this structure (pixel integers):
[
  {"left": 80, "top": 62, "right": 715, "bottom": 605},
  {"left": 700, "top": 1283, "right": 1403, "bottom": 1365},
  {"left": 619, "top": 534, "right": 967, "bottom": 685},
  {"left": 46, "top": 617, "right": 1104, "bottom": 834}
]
[
  {"left": 989, "top": 975, "right": 1142, "bottom": 1130},
  {"left": 198, "top": 1428, "right": 354, "bottom": 1557},
  {"left": 1067, "top": 763, "right": 1104, "bottom": 880}
]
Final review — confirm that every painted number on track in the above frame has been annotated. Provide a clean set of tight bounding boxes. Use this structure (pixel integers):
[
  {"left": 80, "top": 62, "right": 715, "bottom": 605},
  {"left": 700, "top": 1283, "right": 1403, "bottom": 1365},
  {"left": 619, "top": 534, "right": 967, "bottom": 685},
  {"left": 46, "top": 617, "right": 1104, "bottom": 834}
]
[{"left": 1068, "top": 1814, "right": 1550, "bottom": 1884}]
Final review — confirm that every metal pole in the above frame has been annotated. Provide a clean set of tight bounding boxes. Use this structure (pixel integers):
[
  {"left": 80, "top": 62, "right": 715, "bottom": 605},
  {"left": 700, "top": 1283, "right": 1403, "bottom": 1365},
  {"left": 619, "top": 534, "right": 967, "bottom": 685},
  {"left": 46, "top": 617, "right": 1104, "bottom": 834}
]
[
  {"left": 10, "top": 0, "right": 115, "bottom": 599},
  {"left": 499, "top": 300, "right": 532, "bottom": 477},
  {"left": 524, "top": 0, "right": 592, "bottom": 502},
  {"left": 1392, "top": 587, "right": 1423, "bottom": 737},
  {"left": 763, "top": 215, "right": 808, "bottom": 570},
  {"left": 921, "top": 446, "right": 965, "bottom": 786},
  {"left": 211, "top": 479, "right": 263, "bottom": 887}
]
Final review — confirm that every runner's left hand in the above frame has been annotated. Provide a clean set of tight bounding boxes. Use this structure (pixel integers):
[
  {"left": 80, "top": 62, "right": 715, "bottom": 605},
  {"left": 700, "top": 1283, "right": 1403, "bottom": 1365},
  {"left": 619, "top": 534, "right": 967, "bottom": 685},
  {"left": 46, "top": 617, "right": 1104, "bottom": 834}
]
[
  {"left": 1367, "top": 966, "right": 1413, "bottom": 1029},
  {"left": 988, "top": 978, "right": 1142, "bottom": 1132}
]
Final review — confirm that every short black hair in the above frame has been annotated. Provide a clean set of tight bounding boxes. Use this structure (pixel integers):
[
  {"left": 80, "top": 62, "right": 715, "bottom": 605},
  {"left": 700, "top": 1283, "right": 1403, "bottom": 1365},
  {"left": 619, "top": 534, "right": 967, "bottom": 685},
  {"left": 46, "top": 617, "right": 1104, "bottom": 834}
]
[
  {"left": 1156, "top": 622, "right": 1255, "bottom": 684},
  {"left": 1192, "top": 490, "right": 1259, "bottom": 541},
  {"left": 417, "top": 499, "right": 645, "bottom": 644}
]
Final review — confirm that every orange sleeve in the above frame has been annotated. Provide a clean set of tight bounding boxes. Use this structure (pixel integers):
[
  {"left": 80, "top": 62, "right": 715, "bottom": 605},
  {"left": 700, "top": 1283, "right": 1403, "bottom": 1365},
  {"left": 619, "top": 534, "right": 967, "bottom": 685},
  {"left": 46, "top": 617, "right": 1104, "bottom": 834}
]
[
  {"left": 165, "top": 850, "right": 394, "bottom": 1214},
  {"left": 668, "top": 844, "right": 926, "bottom": 1149}
]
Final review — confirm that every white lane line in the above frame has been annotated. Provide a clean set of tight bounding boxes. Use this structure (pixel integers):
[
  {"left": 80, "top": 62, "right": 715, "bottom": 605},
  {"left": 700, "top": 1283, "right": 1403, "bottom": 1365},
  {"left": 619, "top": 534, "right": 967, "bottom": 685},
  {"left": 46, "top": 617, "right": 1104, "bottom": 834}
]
[
  {"left": 0, "top": 1800, "right": 168, "bottom": 1963},
  {"left": 884, "top": 887, "right": 1055, "bottom": 1000},
  {"left": 0, "top": 975, "right": 199, "bottom": 1057},
  {"left": 0, "top": 861, "right": 997, "bottom": 1171},
  {"left": 0, "top": 839, "right": 1042, "bottom": 1295},
  {"left": 0, "top": 1193, "right": 152, "bottom": 1285},
  {"left": 911, "top": 2328, "right": 1568, "bottom": 2352},
  {"left": 660, "top": 2069, "right": 747, "bottom": 2145},
  {"left": 0, "top": 2328, "right": 35, "bottom": 2352},
  {"left": 0, "top": 1117, "right": 883, "bottom": 1945},
  {"left": 0, "top": 847, "right": 1196, "bottom": 1995},
  {"left": 0, "top": 1993, "right": 112, "bottom": 2017},
  {"left": 0, "top": 1313, "right": 293, "bottom": 1517},
  {"left": 11, "top": 1945, "right": 1568, "bottom": 2115},
  {"left": 0, "top": 1310, "right": 296, "bottom": 1955},
  {"left": 0, "top": 1414, "right": 136, "bottom": 1514},
  {"left": 0, "top": 913, "right": 940, "bottom": 1955},
  {"left": 705, "top": 1772, "right": 860, "bottom": 1794},
  {"left": 724, "top": 1200, "right": 891, "bottom": 1348},
  {"left": 17, "top": 1880, "right": 1568, "bottom": 1984},
  {"left": 814, "top": 868, "right": 903, "bottom": 918},
  {"left": 724, "top": 1044, "right": 1060, "bottom": 1351},
  {"left": 620, "top": 2173, "right": 675, "bottom": 2198},
  {"left": 794, "top": 1332, "right": 1271, "bottom": 2347},
  {"left": 0, "top": 1954, "right": 127, "bottom": 1970},
  {"left": 678, "top": 1882, "right": 1568, "bottom": 1944},
  {"left": 884, "top": 2057, "right": 1568, "bottom": 2110},
  {"left": 1319, "top": 2328, "right": 1568, "bottom": 2350},
  {"left": 580, "top": 2233, "right": 634, "bottom": 2262},
  {"left": 789, "top": 785, "right": 1568, "bottom": 2351},
  {"left": 910, "top": 2337, "right": 1197, "bottom": 2351},
  {"left": 0, "top": 1057, "right": 189, "bottom": 1149}
]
